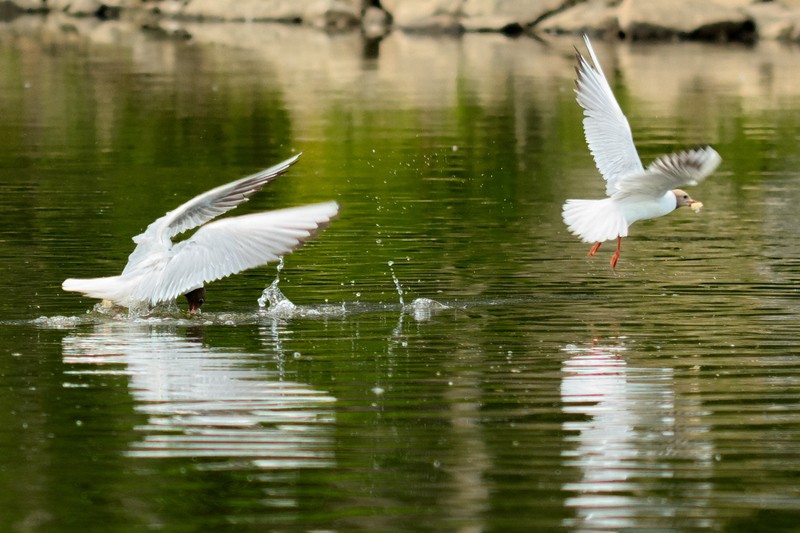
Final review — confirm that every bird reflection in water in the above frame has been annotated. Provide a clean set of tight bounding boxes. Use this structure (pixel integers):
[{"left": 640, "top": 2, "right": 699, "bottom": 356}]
[
  {"left": 560, "top": 333, "right": 677, "bottom": 530},
  {"left": 62, "top": 323, "right": 336, "bottom": 470}
]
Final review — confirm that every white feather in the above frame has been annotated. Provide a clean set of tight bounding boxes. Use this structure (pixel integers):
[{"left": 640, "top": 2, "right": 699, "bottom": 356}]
[
  {"left": 132, "top": 202, "right": 339, "bottom": 305},
  {"left": 62, "top": 155, "right": 338, "bottom": 309},
  {"left": 613, "top": 147, "right": 721, "bottom": 200},
  {"left": 563, "top": 198, "right": 628, "bottom": 244},
  {"left": 563, "top": 35, "right": 722, "bottom": 246},
  {"left": 575, "top": 34, "right": 644, "bottom": 194},
  {"left": 62, "top": 275, "right": 130, "bottom": 303}
]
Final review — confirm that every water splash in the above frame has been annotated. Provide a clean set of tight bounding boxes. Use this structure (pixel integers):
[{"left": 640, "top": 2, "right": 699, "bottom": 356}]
[
  {"left": 258, "top": 258, "right": 284, "bottom": 309},
  {"left": 387, "top": 260, "right": 404, "bottom": 306},
  {"left": 258, "top": 284, "right": 297, "bottom": 317},
  {"left": 258, "top": 258, "right": 297, "bottom": 316},
  {"left": 31, "top": 314, "right": 88, "bottom": 329},
  {"left": 407, "top": 297, "right": 449, "bottom": 321}
]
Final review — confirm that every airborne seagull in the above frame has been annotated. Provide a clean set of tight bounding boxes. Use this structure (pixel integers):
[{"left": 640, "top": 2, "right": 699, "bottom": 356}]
[
  {"left": 562, "top": 35, "right": 721, "bottom": 268},
  {"left": 62, "top": 153, "right": 338, "bottom": 313}
]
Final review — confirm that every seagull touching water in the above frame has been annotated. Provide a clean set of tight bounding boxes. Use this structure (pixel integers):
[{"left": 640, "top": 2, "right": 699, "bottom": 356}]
[
  {"left": 62, "top": 154, "right": 338, "bottom": 313},
  {"left": 562, "top": 35, "right": 721, "bottom": 268}
]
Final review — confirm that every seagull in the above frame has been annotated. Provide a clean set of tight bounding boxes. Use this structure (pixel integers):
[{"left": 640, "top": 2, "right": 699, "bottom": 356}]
[
  {"left": 62, "top": 153, "right": 338, "bottom": 313},
  {"left": 562, "top": 35, "right": 721, "bottom": 268}
]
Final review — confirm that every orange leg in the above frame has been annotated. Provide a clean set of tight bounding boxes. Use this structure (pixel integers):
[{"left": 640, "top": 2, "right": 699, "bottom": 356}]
[
  {"left": 610, "top": 236, "right": 622, "bottom": 269},
  {"left": 588, "top": 242, "right": 602, "bottom": 256}
]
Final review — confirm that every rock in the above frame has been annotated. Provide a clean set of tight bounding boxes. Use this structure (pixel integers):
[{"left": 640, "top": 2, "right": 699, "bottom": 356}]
[
  {"left": 180, "top": 0, "right": 360, "bottom": 28},
  {"left": 714, "top": 0, "right": 758, "bottom": 7},
  {"left": 49, "top": 0, "right": 103, "bottom": 16},
  {"left": 744, "top": 2, "right": 800, "bottom": 41},
  {"left": 181, "top": 0, "right": 301, "bottom": 21},
  {"left": 381, "top": 0, "right": 580, "bottom": 33},
  {"left": 6, "top": 0, "right": 136, "bottom": 14},
  {"left": 142, "top": 18, "right": 193, "bottom": 38},
  {"left": 6, "top": 0, "right": 47, "bottom": 11},
  {"left": 380, "top": 0, "right": 462, "bottom": 32},
  {"left": 535, "top": 0, "right": 619, "bottom": 36},
  {"left": 461, "top": 0, "right": 564, "bottom": 32},
  {"left": 143, "top": 1, "right": 186, "bottom": 17},
  {"left": 362, "top": 5, "right": 389, "bottom": 38},
  {"left": 308, "top": 6, "right": 360, "bottom": 31},
  {"left": 618, "top": 0, "right": 756, "bottom": 41},
  {"left": 8, "top": 0, "right": 795, "bottom": 42}
]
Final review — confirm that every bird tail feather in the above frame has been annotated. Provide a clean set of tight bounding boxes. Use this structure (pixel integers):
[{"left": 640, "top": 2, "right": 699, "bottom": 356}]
[
  {"left": 62, "top": 276, "right": 127, "bottom": 303},
  {"left": 562, "top": 198, "right": 628, "bottom": 243}
]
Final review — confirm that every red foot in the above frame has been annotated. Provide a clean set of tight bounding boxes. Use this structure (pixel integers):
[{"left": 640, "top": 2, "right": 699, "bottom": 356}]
[
  {"left": 609, "top": 236, "right": 622, "bottom": 269},
  {"left": 588, "top": 242, "right": 602, "bottom": 256}
]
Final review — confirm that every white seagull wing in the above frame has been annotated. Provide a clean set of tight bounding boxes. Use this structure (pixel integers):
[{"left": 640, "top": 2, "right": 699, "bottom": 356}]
[
  {"left": 136, "top": 153, "right": 302, "bottom": 243},
  {"left": 131, "top": 201, "right": 339, "bottom": 305},
  {"left": 575, "top": 34, "right": 644, "bottom": 194},
  {"left": 612, "top": 147, "right": 722, "bottom": 200}
]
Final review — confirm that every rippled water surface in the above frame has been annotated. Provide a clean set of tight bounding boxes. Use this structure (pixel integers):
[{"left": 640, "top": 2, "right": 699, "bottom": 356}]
[{"left": 2, "top": 17, "right": 800, "bottom": 531}]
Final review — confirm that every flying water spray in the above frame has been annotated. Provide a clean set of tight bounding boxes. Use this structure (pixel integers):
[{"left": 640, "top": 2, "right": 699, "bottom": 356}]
[{"left": 258, "top": 257, "right": 297, "bottom": 316}]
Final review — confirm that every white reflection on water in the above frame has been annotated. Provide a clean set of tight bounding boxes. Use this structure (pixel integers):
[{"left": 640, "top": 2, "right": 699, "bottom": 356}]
[
  {"left": 61, "top": 323, "right": 336, "bottom": 470},
  {"left": 559, "top": 337, "right": 707, "bottom": 531}
]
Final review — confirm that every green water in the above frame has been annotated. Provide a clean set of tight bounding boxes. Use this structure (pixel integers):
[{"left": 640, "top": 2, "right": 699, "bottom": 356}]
[{"left": 1, "top": 17, "right": 800, "bottom": 531}]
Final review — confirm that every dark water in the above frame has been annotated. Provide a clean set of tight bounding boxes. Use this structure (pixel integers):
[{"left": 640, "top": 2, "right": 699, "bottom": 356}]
[{"left": 2, "top": 16, "right": 800, "bottom": 531}]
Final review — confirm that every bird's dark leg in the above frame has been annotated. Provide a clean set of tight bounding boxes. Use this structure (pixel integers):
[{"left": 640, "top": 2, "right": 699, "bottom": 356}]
[
  {"left": 610, "top": 237, "right": 622, "bottom": 269},
  {"left": 185, "top": 287, "right": 206, "bottom": 314},
  {"left": 589, "top": 242, "right": 602, "bottom": 256}
]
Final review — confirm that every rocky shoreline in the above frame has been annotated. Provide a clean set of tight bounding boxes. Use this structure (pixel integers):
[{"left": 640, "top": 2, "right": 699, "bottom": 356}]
[{"left": 6, "top": 0, "right": 800, "bottom": 42}]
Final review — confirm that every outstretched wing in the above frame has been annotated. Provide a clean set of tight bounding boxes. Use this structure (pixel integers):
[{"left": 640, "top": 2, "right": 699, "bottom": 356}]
[
  {"left": 136, "top": 153, "right": 302, "bottom": 244},
  {"left": 612, "top": 147, "right": 721, "bottom": 200},
  {"left": 575, "top": 34, "right": 644, "bottom": 195},
  {"left": 132, "top": 201, "right": 339, "bottom": 305}
]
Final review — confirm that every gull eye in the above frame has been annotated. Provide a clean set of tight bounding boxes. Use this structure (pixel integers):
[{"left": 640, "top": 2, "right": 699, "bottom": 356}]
[
  {"left": 199, "top": 298, "right": 205, "bottom": 305},
  {"left": 683, "top": 195, "right": 689, "bottom": 199}
]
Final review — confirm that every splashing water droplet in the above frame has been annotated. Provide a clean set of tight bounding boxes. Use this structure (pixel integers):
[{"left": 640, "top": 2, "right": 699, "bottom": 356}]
[
  {"left": 258, "top": 282, "right": 297, "bottom": 315},
  {"left": 387, "top": 260, "right": 404, "bottom": 306},
  {"left": 258, "top": 257, "right": 296, "bottom": 315},
  {"left": 408, "top": 298, "right": 449, "bottom": 321}
]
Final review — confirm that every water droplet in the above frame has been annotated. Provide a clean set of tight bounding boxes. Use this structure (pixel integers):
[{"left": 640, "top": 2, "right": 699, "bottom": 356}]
[
  {"left": 386, "top": 261, "right": 404, "bottom": 306},
  {"left": 257, "top": 280, "right": 296, "bottom": 316}
]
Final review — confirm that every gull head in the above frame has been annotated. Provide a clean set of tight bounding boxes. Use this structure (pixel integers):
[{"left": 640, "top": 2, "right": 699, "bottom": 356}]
[
  {"left": 185, "top": 286, "right": 206, "bottom": 314},
  {"left": 672, "top": 189, "right": 700, "bottom": 210}
]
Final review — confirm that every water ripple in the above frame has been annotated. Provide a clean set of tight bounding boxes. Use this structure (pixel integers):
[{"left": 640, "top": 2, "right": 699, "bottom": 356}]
[{"left": 62, "top": 323, "right": 336, "bottom": 470}]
